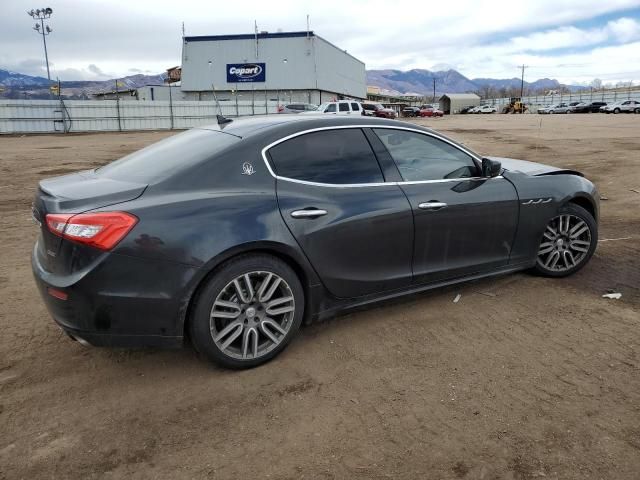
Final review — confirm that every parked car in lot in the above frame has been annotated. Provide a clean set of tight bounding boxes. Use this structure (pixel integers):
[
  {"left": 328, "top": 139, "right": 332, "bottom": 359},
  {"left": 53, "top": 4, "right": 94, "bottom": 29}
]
[
  {"left": 570, "top": 101, "right": 607, "bottom": 113},
  {"left": 32, "top": 115, "right": 599, "bottom": 369},
  {"left": 538, "top": 103, "right": 570, "bottom": 114},
  {"left": 419, "top": 106, "right": 444, "bottom": 117},
  {"left": 550, "top": 103, "right": 571, "bottom": 114},
  {"left": 476, "top": 105, "right": 497, "bottom": 114},
  {"left": 459, "top": 105, "right": 477, "bottom": 114},
  {"left": 362, "top": 103, "right": 397, "bottom": 119},
  {"left": 276, "top": 103, "right": 318, "bottom": 114},
  {"left": 402, "top": 106, "right": 421, "bottom": 117},
  {"left": 300, "top": 100, "right": 363, "bottom": 115},
  {"left": 602, "top": 100, "right": 640, "bottom": 114}
]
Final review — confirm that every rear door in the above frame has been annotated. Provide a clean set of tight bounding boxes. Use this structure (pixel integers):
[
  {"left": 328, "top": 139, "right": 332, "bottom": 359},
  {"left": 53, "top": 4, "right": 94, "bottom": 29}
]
[
  {"left": 268, "top": 127, "right": 414, "bottom": 298},
  {"left": 337, "top": 102, "right": 351, "bottom": 115},
  {"left": 372, "top": 127, "right": 519, "bottom": 284}
]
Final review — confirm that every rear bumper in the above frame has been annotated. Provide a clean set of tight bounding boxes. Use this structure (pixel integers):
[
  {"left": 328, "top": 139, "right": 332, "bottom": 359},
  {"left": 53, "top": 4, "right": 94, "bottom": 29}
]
[
  {"left": 32, "top": 242, "right": 200, "bottom": 347},
  {"left": 62, "top": 325, "right": 183, "bottom": 348}
]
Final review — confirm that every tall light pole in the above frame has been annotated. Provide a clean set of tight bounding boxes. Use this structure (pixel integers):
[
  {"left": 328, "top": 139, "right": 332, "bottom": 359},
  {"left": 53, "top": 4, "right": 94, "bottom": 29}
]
[{"left": 28, "top": 8, "right": 53, "bottom": 83}]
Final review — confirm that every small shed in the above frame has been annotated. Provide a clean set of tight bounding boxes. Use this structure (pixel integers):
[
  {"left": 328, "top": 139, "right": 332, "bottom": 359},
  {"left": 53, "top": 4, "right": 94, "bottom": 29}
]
[{"left": 439, "top": 93, "right": 480, "bottom": 114}]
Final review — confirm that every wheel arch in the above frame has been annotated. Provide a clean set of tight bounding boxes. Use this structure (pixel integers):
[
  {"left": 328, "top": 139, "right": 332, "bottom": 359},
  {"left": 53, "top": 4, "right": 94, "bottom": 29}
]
[
  {"left": 565, "top": 195, "right": 597, "bottom": 221},
  {"left": 179, "top": 241, "right": 320, "bottom": 341}
]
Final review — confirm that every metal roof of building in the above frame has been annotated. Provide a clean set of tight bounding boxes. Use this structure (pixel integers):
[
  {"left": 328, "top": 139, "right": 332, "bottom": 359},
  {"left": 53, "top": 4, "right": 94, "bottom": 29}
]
[
  {"left": 439, "top": 93, "right": 481, "bottom": 100},
  {"left": 184, "top": 31, "right": 315, "bottom": 42}
]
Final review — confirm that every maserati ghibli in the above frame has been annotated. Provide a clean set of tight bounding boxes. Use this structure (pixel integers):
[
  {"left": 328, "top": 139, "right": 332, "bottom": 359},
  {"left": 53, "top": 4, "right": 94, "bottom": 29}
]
[{"left": 32, "top": 115, "right": 599, "bottom": 368}]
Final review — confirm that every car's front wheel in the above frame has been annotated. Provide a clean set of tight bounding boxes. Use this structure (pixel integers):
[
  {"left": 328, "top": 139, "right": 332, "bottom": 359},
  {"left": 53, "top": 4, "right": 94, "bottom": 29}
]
[
  {"left": 534, "top": 204, "right": 597, "bottom": 277},
  {"left": 614, "top": 108, "right": 621, "bottom": 114},
  {"left": 190, "top": 254, "right": 304, "bottom": 369}
]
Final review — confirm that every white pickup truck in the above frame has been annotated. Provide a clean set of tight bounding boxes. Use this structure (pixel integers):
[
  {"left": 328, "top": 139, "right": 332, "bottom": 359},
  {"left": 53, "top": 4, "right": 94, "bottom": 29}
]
[{"left": 301, "top": 100, "right": 364, "bottom": 115}]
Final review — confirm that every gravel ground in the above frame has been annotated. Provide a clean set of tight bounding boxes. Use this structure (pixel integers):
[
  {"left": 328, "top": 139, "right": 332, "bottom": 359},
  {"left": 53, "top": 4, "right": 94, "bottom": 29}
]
[{"left": 0, "top": 114, "right": 639, "bottom": 479}]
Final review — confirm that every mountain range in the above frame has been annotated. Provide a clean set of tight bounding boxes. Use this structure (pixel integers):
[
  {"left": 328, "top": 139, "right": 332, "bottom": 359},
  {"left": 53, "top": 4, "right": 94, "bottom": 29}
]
[
  {"left": 0, "top": 67, "right": 580, "bottom": 99},
  {"left": 0, "top": 69, "right": 167, "bottom": 99},
  {"left": 366, "top": 68, "right": 579, "bottom": 96}
]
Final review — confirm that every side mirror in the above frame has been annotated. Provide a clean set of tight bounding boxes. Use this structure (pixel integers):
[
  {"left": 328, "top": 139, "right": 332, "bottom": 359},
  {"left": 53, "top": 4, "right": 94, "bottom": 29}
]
[{"left": 482, "top": 158, "right": 502, "bottom": 177}]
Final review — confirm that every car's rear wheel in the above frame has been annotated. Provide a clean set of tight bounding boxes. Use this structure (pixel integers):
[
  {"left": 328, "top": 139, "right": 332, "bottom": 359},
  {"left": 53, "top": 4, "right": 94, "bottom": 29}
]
[
  {"left": 635, "top": 108, "right": 640, "bottom": 114},
  {"left": 534, "top": 204, "right": 597, "bottom": 277},
  {"left": 190, "top": 254, "right": 304, "bottom": 369},
  {"left": 614, "top": 108, "right": 620, "bottom": 114}
]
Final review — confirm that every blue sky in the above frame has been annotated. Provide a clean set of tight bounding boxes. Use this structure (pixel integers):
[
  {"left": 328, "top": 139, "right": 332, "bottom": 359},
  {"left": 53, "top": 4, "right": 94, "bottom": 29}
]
[{"left": 1, "top": 0, "right": 639, "bottom": 85}]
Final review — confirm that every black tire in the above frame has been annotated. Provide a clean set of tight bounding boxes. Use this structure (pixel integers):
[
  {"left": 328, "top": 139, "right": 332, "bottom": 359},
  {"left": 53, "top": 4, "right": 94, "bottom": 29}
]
[
  {"left": 614, "top": 108, "right": 620, "bottom": 114},
  {"left": 534, "top": 203, "right": 597, "bottom": 278},
  {"left": 189, "top": 254, "right": 304, "bottom": 369},
  {"left": 635, "top": 108, "right": 640, "bottom": 114}
]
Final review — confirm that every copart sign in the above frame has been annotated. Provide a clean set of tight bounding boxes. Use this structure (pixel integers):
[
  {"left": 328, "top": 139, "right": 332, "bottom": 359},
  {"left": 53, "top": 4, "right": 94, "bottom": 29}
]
[{"left": 227, "top": 63, "right": 266, "bottom": 83}]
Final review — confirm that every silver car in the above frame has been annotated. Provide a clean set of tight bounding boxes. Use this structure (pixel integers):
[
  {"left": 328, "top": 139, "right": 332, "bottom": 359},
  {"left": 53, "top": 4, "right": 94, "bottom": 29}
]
[
  {"left": 550, "top": 103, "right": 571, "bottom": 114},
  {"left": 603, "top": 100, "right": 640, "bottom": 114}
]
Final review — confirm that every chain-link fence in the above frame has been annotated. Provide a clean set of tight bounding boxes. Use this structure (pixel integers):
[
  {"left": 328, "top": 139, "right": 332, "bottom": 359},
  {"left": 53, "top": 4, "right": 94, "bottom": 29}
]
[{"left": 480, "top": 87, "right": 640, "bottom": 110}]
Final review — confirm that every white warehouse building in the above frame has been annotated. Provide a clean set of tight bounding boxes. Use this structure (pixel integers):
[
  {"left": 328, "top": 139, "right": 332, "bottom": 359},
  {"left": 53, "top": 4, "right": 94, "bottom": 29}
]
[{"left": 179, "top": 31, "right": 366, "bottom": 104}]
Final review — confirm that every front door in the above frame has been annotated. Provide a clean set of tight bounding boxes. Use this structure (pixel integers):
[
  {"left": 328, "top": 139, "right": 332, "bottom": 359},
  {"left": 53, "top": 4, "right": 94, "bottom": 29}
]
[
  {"left": 372, "top": 127, "right": 519, "bottom": 284},
  {"left": 267, "top": 127, "right": 414, "bottom": 298}
]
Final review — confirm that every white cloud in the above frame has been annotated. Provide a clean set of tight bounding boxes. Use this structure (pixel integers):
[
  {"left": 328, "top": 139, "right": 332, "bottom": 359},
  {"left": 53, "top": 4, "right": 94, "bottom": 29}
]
[{"left": 1, "top": 0, "right": 639, "bottom": 82}]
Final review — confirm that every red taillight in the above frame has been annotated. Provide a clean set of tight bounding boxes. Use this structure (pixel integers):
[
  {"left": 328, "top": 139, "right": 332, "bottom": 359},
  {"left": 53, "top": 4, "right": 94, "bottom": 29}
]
[{"left": 46, "top": 212, "right": 138, "bottom": 251}]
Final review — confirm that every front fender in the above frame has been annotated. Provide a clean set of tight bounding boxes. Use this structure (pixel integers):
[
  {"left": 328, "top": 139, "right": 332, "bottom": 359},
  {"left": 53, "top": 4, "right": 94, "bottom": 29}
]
[{"left": 504, "top": 171, "right": 598, "bottom": 265}]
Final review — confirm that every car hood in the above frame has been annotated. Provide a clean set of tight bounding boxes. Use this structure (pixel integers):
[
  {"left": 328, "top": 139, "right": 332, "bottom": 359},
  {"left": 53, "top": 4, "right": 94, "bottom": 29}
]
[{"left": 486, "top": 157, "right": 583, "bottom": 177}]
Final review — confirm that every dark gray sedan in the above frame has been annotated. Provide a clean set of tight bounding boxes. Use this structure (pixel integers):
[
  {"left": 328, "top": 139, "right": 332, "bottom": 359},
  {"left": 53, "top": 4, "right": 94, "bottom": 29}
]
[{"left": 32, "top": 116, "right": 599, "bottom": 368}]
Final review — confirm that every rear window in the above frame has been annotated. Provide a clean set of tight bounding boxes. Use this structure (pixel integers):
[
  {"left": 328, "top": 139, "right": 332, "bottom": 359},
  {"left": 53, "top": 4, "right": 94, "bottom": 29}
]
[
  {"left": 96, "top": 129, "right": 240, "bottom": 183},
  {"left": 339, "top": 103, "right": 350, "bottom": 112}
]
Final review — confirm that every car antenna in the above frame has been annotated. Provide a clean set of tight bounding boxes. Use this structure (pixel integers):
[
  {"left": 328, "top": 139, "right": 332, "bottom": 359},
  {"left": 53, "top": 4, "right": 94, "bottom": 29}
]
[{"left": 217, "top": 114, "right": 233, "bottom": 125}]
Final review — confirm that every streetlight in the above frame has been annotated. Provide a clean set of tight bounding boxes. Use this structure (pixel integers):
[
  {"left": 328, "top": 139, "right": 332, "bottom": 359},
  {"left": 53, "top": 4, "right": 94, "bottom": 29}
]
[{"left": 27, "top": 8, "right": 53, "bottom": 83}]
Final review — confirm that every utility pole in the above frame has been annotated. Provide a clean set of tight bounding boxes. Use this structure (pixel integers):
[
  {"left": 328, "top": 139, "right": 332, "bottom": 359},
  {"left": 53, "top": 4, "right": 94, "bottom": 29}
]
[
  {"left": 28, "top": 7, "right": 53, "bottom": 95},
  {"left": 519, "top": 64, "right": 528, "bottom": 98},
  {"left": 433, "top": 78, "right": 436, "bottom": 103}
]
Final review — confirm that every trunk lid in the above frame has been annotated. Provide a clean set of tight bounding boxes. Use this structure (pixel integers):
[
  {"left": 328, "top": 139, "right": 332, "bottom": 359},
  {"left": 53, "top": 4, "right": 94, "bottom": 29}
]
[{"left": 33, "top": 169, "right": 147, "bottom": 273}]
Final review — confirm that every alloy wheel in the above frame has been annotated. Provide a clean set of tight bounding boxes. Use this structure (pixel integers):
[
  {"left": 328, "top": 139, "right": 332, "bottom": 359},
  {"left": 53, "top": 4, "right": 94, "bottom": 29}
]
[
  {"left": 537, "top": 214, "right": 592, "bottom": 272},
  {"left": 210, "top": 271, "right": 295, "bottom": 360}
]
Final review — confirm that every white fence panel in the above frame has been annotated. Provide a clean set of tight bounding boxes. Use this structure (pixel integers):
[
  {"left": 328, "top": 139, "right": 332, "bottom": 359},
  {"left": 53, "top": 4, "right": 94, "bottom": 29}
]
[
  {"left": 0, "top": 98, "right": 284, "bottom": 134},
  {"left": 481, "top": 87, "right": 640, "bottom": 109}
]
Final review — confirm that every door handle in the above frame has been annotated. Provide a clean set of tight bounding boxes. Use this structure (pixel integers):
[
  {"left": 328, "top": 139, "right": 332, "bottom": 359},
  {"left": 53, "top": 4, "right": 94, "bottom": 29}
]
[
  {"left": 418, "top": 201, "right": 447, "bottom": 210},
  {"left": 290, "top": 209, "right": 328, "bottom": 219}
]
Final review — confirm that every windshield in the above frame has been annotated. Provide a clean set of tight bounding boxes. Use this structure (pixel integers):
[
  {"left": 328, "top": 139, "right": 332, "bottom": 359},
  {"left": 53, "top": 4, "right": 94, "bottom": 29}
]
[
  {"left": 96, "top": 129, "right": 240, "bottom": 183},
  {"left": 316, "top": 103, "right": 330, "bottom": 112}
]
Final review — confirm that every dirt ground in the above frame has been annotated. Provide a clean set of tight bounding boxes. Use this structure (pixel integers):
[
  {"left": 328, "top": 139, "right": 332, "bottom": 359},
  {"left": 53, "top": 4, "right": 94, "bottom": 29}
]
[{"left": 1, "top": 114, "right": 639, "bottom": 479}]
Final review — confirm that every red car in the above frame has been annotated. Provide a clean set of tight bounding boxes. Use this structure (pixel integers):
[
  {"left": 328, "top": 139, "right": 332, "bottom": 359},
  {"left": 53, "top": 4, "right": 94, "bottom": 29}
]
[
  {"left": 419, "top": 106, "right": 444, "bottom": 117},
  {"left": 362, "top": 103, "right": 397, "bottom": 119}
]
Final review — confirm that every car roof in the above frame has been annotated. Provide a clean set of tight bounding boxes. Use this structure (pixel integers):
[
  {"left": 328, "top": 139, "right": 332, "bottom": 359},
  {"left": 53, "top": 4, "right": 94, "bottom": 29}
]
[{"left": 196, "top": 115, "right": 414, "bottom": 139}]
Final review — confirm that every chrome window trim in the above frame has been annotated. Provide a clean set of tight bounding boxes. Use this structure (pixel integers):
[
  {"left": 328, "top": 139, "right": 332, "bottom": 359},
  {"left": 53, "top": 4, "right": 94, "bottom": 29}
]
[{"left": 260, "top": 124, "right": 500, "bottom": 189}]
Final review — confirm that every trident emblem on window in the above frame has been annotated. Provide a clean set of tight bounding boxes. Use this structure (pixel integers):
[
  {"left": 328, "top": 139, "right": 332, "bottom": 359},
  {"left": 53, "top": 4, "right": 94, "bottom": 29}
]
[{"left": 242, "top": 162, "right": 255, "bottom": 176}]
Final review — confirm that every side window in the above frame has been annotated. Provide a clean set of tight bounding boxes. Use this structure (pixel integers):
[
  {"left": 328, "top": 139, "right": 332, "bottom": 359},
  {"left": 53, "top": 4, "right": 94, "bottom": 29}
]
[
  {"left": 373, "top": 129, "right": 479, "bottom": 181},
  {"left": 351, "top": 103, "right": 360, "bottom": 111},
  {"left": 339, "top": 102, "right": 350, "bottom": 112},
  {"left": 325, "top": 104, "right": 337, "bottom": 113},
  {"left": 268, "top": 129, "right": 384, "bottom": 185}
]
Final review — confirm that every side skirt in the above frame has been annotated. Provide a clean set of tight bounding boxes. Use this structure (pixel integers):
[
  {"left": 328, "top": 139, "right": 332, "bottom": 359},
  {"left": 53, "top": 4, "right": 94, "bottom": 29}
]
[{"left": 308, "top": 261, "right": 535, "bottom": 323}]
